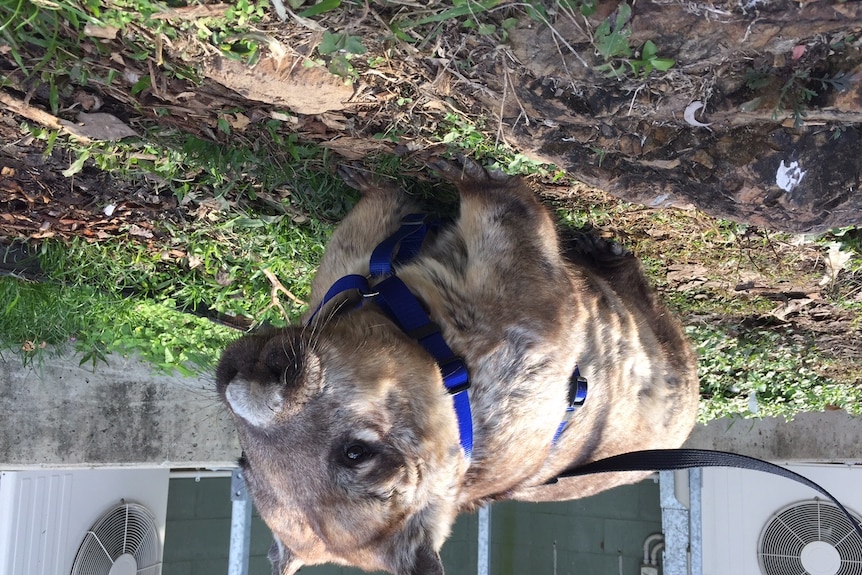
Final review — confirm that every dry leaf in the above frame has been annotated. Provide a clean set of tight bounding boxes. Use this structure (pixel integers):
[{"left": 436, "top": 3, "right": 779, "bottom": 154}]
[
  {"left": 84, "top": 23, "right": 120, "bottom": 40},
  {"left": 128, "top": 224, "right": 154, "bottom": 238},
  {"left": 320, "top": 113, "right": 348, "bottom": 131},
  {"left": 320, "top": 137, "right": 389, "bottom": 160},
  {"left": 74, "top": 91, "right": 103, "bottom": 112},
  {"left": 60, "top": 113, "right": 138, "bottom": 141},
  {"left": 820, "top": 242, "right": 853, "bottom": 286},
  {"left": 228, "top": 113, "right": 251, "bottom": 131},
  {"left": 205, "top": 55, "right": 354, "bottom": 115}
]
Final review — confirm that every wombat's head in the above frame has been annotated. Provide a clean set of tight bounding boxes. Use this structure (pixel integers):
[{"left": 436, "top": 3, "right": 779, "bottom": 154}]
[{"left": 216, "top": 310, "right": 465, "bottom": 575}]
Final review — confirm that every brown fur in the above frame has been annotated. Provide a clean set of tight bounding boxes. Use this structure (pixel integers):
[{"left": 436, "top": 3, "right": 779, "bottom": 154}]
[{"left": 215, "top": 157, "right": 699, "bottom": 575}]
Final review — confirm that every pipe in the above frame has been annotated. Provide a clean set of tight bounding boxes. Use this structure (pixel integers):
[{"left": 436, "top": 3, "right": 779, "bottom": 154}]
[{"left": 643, "top": 533, "right": 664, "bottom": 563}]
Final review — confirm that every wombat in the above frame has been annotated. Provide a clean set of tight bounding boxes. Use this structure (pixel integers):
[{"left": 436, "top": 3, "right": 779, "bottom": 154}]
[{"left": 215, "top": 157, "right": 699, "bottom": 575}]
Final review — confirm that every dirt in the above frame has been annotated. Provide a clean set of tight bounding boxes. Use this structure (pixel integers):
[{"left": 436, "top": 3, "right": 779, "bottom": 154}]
[
  {"left": 0, "top": 116, "right": 179, "bottom": 243},
  {"left": 498, "top": 2, "right": 862, "bottom": 232},
  {"left": 1, "top": 0, "right": 861, "bottom": 383}
]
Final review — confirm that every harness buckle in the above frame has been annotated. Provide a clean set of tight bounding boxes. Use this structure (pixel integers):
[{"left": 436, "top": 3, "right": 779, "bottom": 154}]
[
  {"left": 552, "top": 368, "right": 589, "bottom": 444},
  {"left": 440, "top": 356, "right": 470, "bottom": 395},
  {"left": 568, "top": 372, "right": 588, "bottom": 408}
]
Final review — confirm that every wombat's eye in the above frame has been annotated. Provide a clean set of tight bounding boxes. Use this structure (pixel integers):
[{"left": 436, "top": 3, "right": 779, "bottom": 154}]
[{"left": 342, "top": 442, "right": 373, "bottom": 465}]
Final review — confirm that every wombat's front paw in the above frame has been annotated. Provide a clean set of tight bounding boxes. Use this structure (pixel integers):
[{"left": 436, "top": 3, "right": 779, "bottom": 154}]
[
  {"left": 337, "top": 164, "right": 398, "bottom": 195},
  {"left": 427, "top": 154, "right": 508, "bottom": 185},
  {"left": 570, "top": 231, "right": 630, "bottom": 260}
]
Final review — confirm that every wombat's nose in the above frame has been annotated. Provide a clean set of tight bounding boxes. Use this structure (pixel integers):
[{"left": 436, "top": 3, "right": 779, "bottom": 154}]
[
  {"left": 216, "top": 328, "right": 322, "bottom": 425},
  {"left": 216, "top": 332, "right": 272, "bottom": 393},
  {"left": 215, "top": 328, "right": 303, "bottom": 393},
  {"left": 260, "top": 334, "right": 305, "bottom": 383}
]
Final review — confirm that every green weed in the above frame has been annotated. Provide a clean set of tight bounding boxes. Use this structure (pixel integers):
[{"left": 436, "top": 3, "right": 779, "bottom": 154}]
[
  {"left": 592, "top": 4, "right": 674, "bottom": 78},
  {"left": 316, "top": 30, "right": 367, "bottom": 81},
  {"left": 0, "top": 276, "right": 237, "bottom": 373},
  {"left": 743, "top": 50, "right": 853, "bottom": 128},
  {"left": 399, "top": 0, "right": 503, "bottom": 30},
  {"left": 691, "top": 325, "right": 862, "bottom": 421}
]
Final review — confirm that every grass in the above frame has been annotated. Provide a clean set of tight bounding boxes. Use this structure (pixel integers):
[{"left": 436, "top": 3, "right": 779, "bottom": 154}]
[
  {"left": 0, "top": 277, "right": 237, "bottom": 374},
  {"left": 1, "top": 0, "right": 861, "bottom": 419},
  {"left": 0, "top": 191, "right": 336, "bottom": 373},
  {"left": 0, "top": 139, "right": 348, "bottom": 373},
  {"left": 692, "top": 325, "right": 862, "bottom": 421}
]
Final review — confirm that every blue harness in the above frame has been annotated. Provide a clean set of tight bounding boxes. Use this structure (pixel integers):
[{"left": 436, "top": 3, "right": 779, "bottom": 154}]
[{"left": 307, "top": 215, "right": 587, "bottom": 459}]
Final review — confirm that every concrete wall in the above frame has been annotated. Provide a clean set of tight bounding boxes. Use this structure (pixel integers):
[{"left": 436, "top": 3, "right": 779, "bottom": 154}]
[
  {"left": 0, "top": 351, "right": 239, "bottom": 468},
  {"left": 4, "top": 350, "right": 860, "bottom": 469},
  {"left": 684, "top": 410, "right": 862, "bottom": 462}
]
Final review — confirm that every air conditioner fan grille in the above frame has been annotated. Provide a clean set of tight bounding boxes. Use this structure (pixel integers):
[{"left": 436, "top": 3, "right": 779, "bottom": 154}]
[
  {"left": 758, "top": 499, "right": 862, "bottom": 575},
  {"left": 70, "top": 502, "right": 161, "bottom": 575}
]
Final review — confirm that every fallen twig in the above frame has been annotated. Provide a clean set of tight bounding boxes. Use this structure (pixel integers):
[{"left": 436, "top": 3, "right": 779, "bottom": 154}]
[
  {"left": 262, "top": 268, "right": 307, "bottom": 322},
  {"left": 0, "top": 91, "right": 91, "bottom": 143}
]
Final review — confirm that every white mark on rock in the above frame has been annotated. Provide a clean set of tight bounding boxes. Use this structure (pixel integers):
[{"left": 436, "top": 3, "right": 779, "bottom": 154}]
[
  {"left": 648, "top": 193, "right": 670, "bottom": 207},
  {"left": 684, "top": 101, "right": 712, "bottom": 129},
  {"left": 776, "top": 160, "right": 806, "bottom": 192}
]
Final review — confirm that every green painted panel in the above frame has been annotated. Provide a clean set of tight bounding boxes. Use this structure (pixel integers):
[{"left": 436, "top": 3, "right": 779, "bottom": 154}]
[{"left": 163, "top": 477, "right": 662, "bottom": 575}]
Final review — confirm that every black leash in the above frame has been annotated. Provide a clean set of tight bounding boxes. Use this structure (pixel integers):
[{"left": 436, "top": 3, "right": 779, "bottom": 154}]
[{"left": 551, "top": 448, "right": 862, "bottom": 541}]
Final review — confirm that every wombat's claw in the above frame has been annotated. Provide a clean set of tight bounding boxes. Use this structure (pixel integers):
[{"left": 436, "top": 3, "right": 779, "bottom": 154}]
[
  {"left": 337, "top": 164, "right": 374, "bottom": 192},
  {"left": 598, "top": 236, "right": 628, "bottom": 257},
  {"left": 572, "top": 232, "right": 630, "bottom": 259},
  {"left": 427, "top": 154, "right": 507, "bottom": 184}
]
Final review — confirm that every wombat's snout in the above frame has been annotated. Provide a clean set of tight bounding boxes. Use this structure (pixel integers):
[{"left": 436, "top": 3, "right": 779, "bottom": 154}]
[
  {"left": 258, "top": 332, "right": 307, "bottom": 382},
  {"left": 216, "top": 328, "right": 323, "bottom": 426}
]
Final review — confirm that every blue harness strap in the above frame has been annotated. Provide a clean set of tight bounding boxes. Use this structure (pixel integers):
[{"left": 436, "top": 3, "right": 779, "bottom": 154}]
[
  {"left": 307, "top": 215, "right": 474, "bottom": 458},
  {"left": 307, "top": 214, "right": 586, "bottom": 460},
  {"left": 374, "top": 275, "right": 473, "bottom": 457},
  {"left": 552, "top": 367, "right": 588, "bottom": 443},
  {"left": 306, "top": 274, "right": 368, "bottom": 325},
  {"left": 369, "top": 213, "right": 428, "bottom": 277}
]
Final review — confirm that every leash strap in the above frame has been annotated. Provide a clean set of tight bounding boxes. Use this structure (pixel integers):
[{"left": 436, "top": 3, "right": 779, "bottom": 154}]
[{"left": 551, "top": 448, "right": 862, "bottom": 540}]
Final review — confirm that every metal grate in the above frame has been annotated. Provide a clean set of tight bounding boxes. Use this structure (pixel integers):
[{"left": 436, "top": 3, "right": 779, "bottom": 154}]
[
  {"left": 70, "top": 502, "right": 162, "bottom": 575},
  {"left": 758, "top": 499, "right": 862, "bottom": 575}
]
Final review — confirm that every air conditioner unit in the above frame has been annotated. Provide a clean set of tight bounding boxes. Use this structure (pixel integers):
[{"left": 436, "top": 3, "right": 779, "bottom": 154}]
[
  {"left": 702, "top": 463, "right": 862, "bottom": 575},
  {"left": 0, "top": 468, "right": 169, "bottom": 575}
]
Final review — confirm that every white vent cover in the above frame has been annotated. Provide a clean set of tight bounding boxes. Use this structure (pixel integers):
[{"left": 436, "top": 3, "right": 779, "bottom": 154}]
[
  {"left": 70, "top": 503, "right": 162, "bottom": 575},
  {"left": 757, "top": 499, "right": 862, "bottom": 575}
]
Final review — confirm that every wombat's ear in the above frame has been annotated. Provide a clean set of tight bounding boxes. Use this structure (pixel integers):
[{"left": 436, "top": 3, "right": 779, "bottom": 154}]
[
  {"left": 268, "top": 538, "right": 302, "bottom": 575},
  {"left": 403, "top": 544, "right": 444, "bottom": 575}
]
